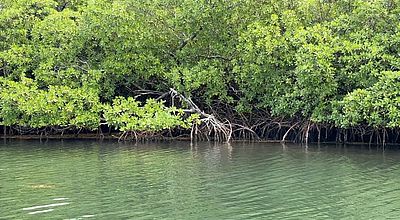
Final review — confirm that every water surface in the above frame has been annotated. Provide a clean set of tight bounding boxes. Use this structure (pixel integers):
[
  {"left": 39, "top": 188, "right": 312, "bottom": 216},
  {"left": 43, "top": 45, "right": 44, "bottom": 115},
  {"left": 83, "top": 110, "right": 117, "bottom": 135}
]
[{"left": 1, "top": 140, "right": 400, "bottom": 219}]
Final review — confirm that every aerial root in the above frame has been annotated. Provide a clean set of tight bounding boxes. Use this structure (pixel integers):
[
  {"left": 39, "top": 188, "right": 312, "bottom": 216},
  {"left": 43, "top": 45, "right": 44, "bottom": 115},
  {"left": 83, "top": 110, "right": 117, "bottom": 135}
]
[{"left": 169, "top": 88, "right": 232, "bottom": 142}]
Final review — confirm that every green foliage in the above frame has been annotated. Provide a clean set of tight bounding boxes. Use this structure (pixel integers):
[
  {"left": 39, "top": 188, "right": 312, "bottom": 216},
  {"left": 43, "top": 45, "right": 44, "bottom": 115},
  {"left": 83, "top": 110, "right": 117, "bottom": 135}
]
[
  {"left": 332, "top": 71, "right": 400, "bottom": 128},
  {"left": 233, "top": 0, "right": 400, "bottom": 128},
  {"left": 1, "top": 0, "right": 400, "bottom": 135},
  {"left": 234, "top": 14, "right": 338, "bottom": 118},
  {"left": 0, "top": 77, "right": 101, "bottom": 129},
  {"left": 103, "top": 97, "right": 196, "bottom": 133}
]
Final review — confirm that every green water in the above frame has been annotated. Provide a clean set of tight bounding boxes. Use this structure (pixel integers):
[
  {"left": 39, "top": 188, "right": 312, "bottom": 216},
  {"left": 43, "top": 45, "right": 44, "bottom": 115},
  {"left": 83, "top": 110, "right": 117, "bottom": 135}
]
[{"left": 1, "top": 141, "right": 400, "bottom": 219}]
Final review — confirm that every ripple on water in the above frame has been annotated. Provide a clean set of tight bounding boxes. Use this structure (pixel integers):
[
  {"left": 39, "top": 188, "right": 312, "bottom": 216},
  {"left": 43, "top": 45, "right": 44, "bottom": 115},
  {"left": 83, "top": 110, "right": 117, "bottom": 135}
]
[
  {"left": 22, "top": 202, "right": 70, "bottom": 211},
  {"left": 2, "top": 141, "right": 400, "bottom": 219},
  {"left": 53, "top": 198, "right": 69, "bottom": 201},
  {"left": 28, "top": 209, "right": 54, "bottom": 215}
]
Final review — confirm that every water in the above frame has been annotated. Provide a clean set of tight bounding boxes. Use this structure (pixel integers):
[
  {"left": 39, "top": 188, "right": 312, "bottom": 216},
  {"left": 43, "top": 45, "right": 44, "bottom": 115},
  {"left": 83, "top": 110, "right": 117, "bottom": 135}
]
[{"left": 1, "top": 140, "right": 400, "bottom": 219}]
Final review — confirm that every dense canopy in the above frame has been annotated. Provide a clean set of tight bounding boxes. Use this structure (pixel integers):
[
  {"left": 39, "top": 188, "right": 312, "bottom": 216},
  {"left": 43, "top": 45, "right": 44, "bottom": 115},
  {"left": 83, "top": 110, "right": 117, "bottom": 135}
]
[{"left": 1, "top": 0, "right": 400, "bottom": 143}]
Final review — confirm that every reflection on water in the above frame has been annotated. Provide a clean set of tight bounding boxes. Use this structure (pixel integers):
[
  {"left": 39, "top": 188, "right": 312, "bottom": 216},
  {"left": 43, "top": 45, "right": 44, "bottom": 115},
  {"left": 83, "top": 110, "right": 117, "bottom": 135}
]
[{"left": 1, "top": 140, "right": 400, "bottom": 219}]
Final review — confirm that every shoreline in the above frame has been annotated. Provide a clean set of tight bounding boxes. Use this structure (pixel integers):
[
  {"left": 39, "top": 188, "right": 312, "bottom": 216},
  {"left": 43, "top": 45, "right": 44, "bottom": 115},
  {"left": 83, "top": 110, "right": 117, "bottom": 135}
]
[{"left": 1, "top": 134, "right": 395, "bottom": 147}]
